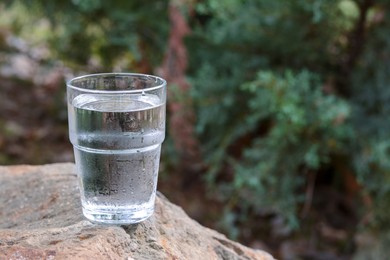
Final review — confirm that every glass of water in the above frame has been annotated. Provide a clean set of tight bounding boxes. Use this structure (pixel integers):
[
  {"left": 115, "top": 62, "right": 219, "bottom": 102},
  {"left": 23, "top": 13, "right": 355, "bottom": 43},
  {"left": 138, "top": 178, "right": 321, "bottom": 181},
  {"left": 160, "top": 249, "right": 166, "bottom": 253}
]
[{"left": 67, "top": 73, "right": 166, "bottom": 224}]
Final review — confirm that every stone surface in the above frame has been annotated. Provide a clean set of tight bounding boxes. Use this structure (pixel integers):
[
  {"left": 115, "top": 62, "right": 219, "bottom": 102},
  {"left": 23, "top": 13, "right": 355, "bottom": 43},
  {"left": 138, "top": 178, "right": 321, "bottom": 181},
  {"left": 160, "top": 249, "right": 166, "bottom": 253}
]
[{"left": 0, "top": 163, "right": 274, "bottom": 260}]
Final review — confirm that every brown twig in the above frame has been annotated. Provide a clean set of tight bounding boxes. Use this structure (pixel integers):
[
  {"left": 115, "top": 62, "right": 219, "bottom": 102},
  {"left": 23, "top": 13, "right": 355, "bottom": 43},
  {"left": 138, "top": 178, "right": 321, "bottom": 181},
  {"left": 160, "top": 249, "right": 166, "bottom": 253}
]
[{"left": 301, "top": 170, "right": 317, "bottom": 219}]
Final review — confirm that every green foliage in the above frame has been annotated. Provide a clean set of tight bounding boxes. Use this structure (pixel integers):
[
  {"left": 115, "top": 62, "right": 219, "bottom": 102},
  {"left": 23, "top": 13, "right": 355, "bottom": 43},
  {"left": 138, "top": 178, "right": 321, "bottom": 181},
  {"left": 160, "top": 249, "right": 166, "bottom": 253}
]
[
  {"left": 2, "top": 0, "right": 169, "bottom": 70},
  {"left": 348, "top": 2, "right": 390, "bottom": 241},
  {"left": 231, "top": 71, "right": 351, "bottom": 225},
  {"left": 194, "top": 69, "right": 352, "bottom": 228},
  {"left": 187, "top": 0, "right": 390, "bottom": 249},
  {"left": 187, "top": 0, "right": 352, "bottom": 163}
]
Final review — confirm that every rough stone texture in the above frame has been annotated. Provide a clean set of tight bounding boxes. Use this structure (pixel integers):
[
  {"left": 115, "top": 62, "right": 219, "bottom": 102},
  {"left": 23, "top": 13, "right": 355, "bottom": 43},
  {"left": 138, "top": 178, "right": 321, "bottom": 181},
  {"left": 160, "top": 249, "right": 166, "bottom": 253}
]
[{"left": 0, "top": 163, "right": 274, "bottom": 260}]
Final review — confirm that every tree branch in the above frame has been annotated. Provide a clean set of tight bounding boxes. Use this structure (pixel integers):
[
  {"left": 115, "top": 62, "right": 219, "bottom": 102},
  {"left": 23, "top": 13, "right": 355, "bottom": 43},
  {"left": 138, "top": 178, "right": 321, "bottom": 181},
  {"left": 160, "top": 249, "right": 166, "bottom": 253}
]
[{"left": 338, "top": 0, "right": 375, "bottom": 97}]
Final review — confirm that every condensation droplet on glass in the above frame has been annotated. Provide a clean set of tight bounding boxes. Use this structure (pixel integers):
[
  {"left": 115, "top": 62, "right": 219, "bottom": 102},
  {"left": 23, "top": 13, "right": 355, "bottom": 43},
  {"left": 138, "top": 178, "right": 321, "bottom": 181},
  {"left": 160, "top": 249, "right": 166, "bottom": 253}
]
[{"left": 142, "top": 91, "right": 146, "bottom": 96}]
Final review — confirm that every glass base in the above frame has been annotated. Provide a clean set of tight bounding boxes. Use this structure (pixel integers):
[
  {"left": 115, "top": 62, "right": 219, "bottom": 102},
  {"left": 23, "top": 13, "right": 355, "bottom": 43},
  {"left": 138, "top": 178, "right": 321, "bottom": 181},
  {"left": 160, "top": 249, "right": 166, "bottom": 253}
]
[{"left": 82, "top": 206, "right": 154, "bottom": 225}]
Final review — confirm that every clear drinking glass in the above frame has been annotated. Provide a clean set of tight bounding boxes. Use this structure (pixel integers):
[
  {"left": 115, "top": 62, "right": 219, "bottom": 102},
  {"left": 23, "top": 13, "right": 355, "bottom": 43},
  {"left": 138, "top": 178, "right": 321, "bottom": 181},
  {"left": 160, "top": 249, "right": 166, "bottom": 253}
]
[{"left": 67, "top": 73, "right": 166, "bottom": 224}]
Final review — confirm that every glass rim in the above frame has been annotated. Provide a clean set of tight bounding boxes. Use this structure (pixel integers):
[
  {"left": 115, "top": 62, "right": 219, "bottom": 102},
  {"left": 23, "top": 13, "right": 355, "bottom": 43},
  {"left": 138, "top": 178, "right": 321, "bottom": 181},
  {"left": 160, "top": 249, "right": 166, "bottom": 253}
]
[{"left": 67, "top": 72, "right": 167, "bottom": 94}]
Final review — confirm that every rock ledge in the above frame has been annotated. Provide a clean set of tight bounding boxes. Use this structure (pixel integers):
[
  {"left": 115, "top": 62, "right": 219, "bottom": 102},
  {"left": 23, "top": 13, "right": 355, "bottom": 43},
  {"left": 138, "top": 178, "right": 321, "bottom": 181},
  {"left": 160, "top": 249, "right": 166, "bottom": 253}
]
[{"left": 0, "top": 163, "right": 273, "bottom": 259}]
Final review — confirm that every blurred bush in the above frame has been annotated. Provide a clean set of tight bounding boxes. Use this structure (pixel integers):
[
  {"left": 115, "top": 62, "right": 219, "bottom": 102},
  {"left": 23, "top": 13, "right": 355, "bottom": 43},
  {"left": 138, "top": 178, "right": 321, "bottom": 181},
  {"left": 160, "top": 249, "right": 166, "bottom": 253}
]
[
  {"left": 187, "top": 0, "right": 390, "bottom": 256},
  {"left": 1, "top": 0, "right": 169, "bottom": 71}
]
